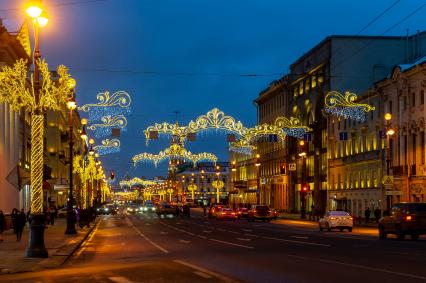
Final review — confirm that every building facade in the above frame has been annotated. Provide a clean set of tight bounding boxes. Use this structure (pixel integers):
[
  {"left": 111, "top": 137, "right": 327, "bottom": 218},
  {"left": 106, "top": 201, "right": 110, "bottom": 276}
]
[
  {"left": 0, "top": 21, "right": 32, "bottom": 213},
  {"left": 250, "top": 31, "right": 426, "bottom": 215}
]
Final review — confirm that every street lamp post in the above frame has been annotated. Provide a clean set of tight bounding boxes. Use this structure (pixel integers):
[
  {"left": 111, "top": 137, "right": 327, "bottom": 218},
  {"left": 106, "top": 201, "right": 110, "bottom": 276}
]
[
  {"left": 255, "top": 154, "right": 261, "bottom": 205},
  {"left": 299, "top": 140, "right": 307, "bottom": 219},
  {"left": 384, "top": 113, "right": 394, "bottom": 214},
  {"left": 65, "top": 89, "right": 77, "bottom": 235}
]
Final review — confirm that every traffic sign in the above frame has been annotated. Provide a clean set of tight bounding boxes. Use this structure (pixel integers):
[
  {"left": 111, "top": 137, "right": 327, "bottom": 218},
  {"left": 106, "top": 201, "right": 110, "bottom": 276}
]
[
  {"left": 289, "top": 163, "right": 296, "bottom": 171},
  {"left": 382, "top": 175, "right": 394, "bottom": 185}
]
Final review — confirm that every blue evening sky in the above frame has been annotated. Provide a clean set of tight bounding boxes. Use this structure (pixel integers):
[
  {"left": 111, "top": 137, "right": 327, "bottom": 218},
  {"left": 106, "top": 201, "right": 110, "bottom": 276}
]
[{"left": 1, "top": 0, "right": 425, "bottom": 184}]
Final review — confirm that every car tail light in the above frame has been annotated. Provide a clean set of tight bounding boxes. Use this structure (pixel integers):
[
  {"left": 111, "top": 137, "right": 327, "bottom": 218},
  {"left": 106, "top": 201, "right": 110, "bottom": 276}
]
[
  {"left": 253, "top": 210, "right": 257, "bottom": 213},
  {"left": 330, "top": 217, "right": 337, "bottom": 220},
  {"left": 405, "top": 215, "right": 413, "bottom": 221},
  {"left": 221, "top": 212, "right": 226, "bottom": 215},
  {"left": 231, "top": 212, "right": 236, "bottom": 215},
  {"left": 347, "top": 217, "right": 353, "bottom": 220}
]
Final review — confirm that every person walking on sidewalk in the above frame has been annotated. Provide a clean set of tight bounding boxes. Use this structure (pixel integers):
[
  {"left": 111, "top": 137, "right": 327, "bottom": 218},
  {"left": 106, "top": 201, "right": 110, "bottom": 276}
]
[
  {"left": 15, "top": 209, "right": 26, "bottom": 241},
  {"left": 364, "top": 207, "right": 371, "bottom": 224},
  {"left": 0, "top": 210, "right": 5, "bottom": 242},
  {"left": 374, "top": 207, "right": 381, "bottom": 223}
]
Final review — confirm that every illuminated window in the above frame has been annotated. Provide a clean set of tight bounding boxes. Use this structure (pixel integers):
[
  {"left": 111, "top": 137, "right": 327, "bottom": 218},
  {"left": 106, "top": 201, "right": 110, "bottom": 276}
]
[
  {"left": 318, "top": 73, "right": 324, "bottom": 84},
  {"left": 311, "top": 76, "right": 317, "bottom": 88},
  {"left": 305, "top": 79, "right": 310, "bottom": 92},
  {"left": 299, "top": 82, "right": 304, "bottom": 95},
  {"left": 293, "top": 88, "right": 298, "bottom": 97}
]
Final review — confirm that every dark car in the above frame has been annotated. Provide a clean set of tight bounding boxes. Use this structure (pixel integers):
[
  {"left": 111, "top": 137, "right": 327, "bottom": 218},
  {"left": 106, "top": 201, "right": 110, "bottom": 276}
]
[
  {"left": 248, "top": 205, "right": 274, "bottom": 222},
  {"left": 237, "top": 207, "right": 249, "bottom": 219},
  {"left": 379, "top": 202, "right": 426, "bottom": 240},
  {"left": 156, "top": 202, "right": 177, "bottom": 216}
]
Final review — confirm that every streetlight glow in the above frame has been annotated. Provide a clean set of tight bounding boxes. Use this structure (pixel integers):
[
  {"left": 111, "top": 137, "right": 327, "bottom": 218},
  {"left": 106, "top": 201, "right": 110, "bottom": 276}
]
[
  {"left": 384, "top": 113, "right": 392, "bottom": 121},
  {"left": 387, "top": 129, "right": 395, "bottom": 136},
  {"left": 36, "top": 12, "right": 49, "bottom": 27},
  {"left": 25, "top": 0, "right": 43, "bottom": 19}
]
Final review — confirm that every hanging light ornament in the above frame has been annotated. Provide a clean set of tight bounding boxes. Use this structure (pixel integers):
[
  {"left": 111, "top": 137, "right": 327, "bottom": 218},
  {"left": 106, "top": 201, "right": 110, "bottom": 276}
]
[
  {"left": 132, "top": 143, "right": 217, "bottom": 167},
  {"left": 87, "top": 114, "right": 128, "bottom": 138},
  {"left": 94, "top": 138, "right": 121, "bottom": 155},
  {"left": 274, "top": 116, "right": 312, "bottom": 138},
  {"left": 325, "top": 91, "right": 375, "bottom": 122}
]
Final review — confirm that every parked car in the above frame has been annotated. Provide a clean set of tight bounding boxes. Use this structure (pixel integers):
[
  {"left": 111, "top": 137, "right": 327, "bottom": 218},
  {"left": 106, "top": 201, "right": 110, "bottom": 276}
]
[
  {"left": 216, "top": 207, "right": 238, "bottom": 221},
  {"left": 57, "top": 207, "right": 68, "bottom": 218},
  {"left": 319, "top": 211, "right": 353, "bottom": 232},
  {"left": 270, "top": 208, "right": 279, "bottom": 220},
  {"left": 237, "top": 207, "right": 249, "bottom": 219},
  {"left": 248, "top": 205, "right": 274, "bottom": 222},
  {"left": 379, "top": 202, "right": 426, "bottom": 240},
  {"left": 156, "top": 202, "right": 177, "bottom": 216}
]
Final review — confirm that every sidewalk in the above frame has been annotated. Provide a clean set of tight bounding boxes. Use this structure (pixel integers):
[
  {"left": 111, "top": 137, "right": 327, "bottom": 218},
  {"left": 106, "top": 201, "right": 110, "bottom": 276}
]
[
  {"left": 277, "top": 212, "right": 379, "bottom": 228},
  {"left": 0, "top": 218, "right": 97, "bottom": 275}
]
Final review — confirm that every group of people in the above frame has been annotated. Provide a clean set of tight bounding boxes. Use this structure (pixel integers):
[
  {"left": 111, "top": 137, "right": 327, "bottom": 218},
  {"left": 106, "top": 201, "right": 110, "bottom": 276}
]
[
  {"left": 364, "top": 207, "right": 382, "bottom": 224},
  {"left": 0, "top": 209, "right": 27, "bottom": 242}
]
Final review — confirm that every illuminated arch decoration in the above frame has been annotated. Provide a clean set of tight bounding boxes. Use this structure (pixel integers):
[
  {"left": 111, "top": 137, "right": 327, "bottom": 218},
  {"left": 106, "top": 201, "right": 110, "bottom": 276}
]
[
  {"left": 94, "top": 138, "right": 121, "bottom": 155},
  {"left": 274, "top": 116, "right": 312, "bottom": 138},
  {"left": 144, "top": 108, "right": 248, "bottom": 144},
  {"left": 132, "top": 144, "right": 217, "bottom": 167},
  {"left": 186, "top": 108, "right": 247, "bottom": 137},
  {"left": 325, "top": 91, "right": 375, "bottom": 122},
  {"left": 78, "top": 90, "right": 131, "bottom": 112},
  {"left": 229, "top": 140, "right": 257, "bottom": 155},
  {"left": 88, "top": 114, "right": 128, "bottom": 138},
  {"left": 119, "top": 177, "right": 158, "bottom": 188}
]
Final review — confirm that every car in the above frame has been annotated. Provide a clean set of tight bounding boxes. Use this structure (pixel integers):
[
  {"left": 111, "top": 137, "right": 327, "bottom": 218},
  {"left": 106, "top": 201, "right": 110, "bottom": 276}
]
[
  {"left": 141, "top": 201, "right": 156, "bottom": 212},
  {"left": 270, "top": 208, "right": 279, "bottom": 220},
  {"left": 378, "top": 202, "right": 426, "bottom": 240},
  {"left": 216, "top": 208, "right": 238, "bottom": 221},
  {"left": 126, "top": 205, "right": 139, "bottom": 214},
  {"left": 248, "top": 205, "right": 274, "bottom": 222},
  {"left": 97, "top": 205, "right": 118, "bottom": 215},
  {"left": 319, "top": 211, "right": 353, "bottom": 232},
  {"left": 208, "top": 205, "right": 223, "bottom": 219},
  {"left": 237, "top": 207, "right": 249, "bottom": 219},
  {"left": 156, "top": 202, "right": 177, "bottom": 216}
]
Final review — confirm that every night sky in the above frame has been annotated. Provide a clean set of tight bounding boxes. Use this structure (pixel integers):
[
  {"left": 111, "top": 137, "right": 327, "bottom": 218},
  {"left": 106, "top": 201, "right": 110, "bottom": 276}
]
[{"left": 1, "top": 0, "right": 425, "bottom": 185}]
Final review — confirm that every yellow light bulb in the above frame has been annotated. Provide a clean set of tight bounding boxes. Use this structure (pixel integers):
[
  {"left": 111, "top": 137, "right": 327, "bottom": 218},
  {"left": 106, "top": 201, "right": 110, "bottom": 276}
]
[{"left": 25, "top": 0, "right": 43, "bottom": 18}]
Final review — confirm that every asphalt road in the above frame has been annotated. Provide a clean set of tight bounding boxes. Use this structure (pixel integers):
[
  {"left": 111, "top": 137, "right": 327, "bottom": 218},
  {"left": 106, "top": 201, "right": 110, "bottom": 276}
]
[{"left": 2, "top": 208, "right": 426, "bottom": 283}]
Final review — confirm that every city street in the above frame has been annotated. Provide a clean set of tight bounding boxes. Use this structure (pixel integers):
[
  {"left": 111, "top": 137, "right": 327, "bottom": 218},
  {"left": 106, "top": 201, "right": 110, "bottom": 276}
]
[{"left": 2, "top": 208, "right": 425, "bottom": 283}]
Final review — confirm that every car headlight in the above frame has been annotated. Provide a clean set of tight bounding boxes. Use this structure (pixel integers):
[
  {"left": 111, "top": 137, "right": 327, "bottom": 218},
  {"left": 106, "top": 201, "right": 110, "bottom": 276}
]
[
  {"left": 97, "top": 208, "right": 100, "bottom": 211},
  {"left": 143, "top": 207, "right": 147, "bottom": 211},
  {"left": 152, "top": 207, "right": 156, "bottom": 211},
  {"left": 105, "top": 208, "right": 109, "bottom": 211}
]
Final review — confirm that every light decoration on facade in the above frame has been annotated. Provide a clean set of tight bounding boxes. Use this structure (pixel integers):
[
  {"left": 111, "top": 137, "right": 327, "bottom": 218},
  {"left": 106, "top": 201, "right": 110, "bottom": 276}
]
[
  {"left": 187, "top": 184, "right": 197, "bottom": 200},
  {"left": 132, "top": 144, "right": 218, "bottom": 167},
  {"left": 212, "top": 180, "right": 224, "bottom": 204},
  {"left": 94, "top": 138, "right": 121, "bottom": 155},
  {"left": 87, "top": 114, "right": 128, "bottom": 138},
  {"left": 144, "top": 108, "right": 248, "bottom": 144},
  {"left": 0, "top": 59, "right": 74, "bottom": 215},
  {"left": 325, "top": 91, "right": 375, "bottom": 122},
  {"left": 166, "top": 188, "right": 174, "bottom": 201}
]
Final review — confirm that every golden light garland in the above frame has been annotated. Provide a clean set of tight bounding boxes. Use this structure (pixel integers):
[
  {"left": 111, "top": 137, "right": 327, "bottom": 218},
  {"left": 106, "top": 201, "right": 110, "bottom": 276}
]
[
  {"left": 94, "top": 138, "right": 121, "bottom": 155},
  {"left": 132, "top": 144, "right": 218, "bottom": 167},
  {"left": 78, "top": 90, "right": 131, "bottom": 112},
  {"left": 0, "top": 59, "right": 75, "bottom": 214},
  {"left": 119, "top": 178, "right": 158, "bottom": 188},
  {"left": 166, "top": 188, "right": 174, "bottom": 201},
  {"left": 325, "top": 91, "right": 375, "bottom": 121}
]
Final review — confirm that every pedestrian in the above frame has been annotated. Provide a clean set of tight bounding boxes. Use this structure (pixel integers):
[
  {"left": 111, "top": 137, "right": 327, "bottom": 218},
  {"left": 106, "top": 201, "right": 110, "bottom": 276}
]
[
  {"left": 202, "top": 204, "right": 207, "bottom": 216},
  {"left": 364, "top": 207, "right": 371, "bottom": 224},
  {"left": 374, "top": 207, "right": 381, "bottom": 223},
  {"left": 15, "top": 209, "right": 26, "bottom": 241},
  {"left": 11, "top": 208, "right": 18, "bottom": 235},
  {"left": 49, "top": 206, "right": 56, "bottom": 225},
  {"left": 0, "top": 210, "right": 5, "bottom": 242}
]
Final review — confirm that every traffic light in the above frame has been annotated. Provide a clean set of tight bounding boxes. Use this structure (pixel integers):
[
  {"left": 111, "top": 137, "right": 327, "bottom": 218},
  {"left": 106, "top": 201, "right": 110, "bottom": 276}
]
[{"left": 301, "top": 184, "right": 310, "bottom": 192}]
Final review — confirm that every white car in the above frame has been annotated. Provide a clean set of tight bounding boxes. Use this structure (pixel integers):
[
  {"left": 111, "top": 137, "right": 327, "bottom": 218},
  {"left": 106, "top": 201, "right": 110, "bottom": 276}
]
[{"left": 319, "top": 211, "right": 353, "bottom": 232}]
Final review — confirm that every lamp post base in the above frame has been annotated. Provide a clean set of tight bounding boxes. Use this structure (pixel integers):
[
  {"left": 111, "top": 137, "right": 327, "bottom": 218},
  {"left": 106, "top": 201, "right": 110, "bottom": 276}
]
[
  {"left": 25, "top": 214, "right": 48, "bottom": 258},
  {"left": 65, "top": 210, "right": 77, "bottom": 235}
]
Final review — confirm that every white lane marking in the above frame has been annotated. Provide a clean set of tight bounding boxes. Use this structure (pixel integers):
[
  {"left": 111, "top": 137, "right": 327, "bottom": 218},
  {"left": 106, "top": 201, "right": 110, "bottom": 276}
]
[
  {"left": 288, "top": 254, "right": 426, "bottom": 280},
  {"left": 236, "top": 238, "right": 251, "bottom": 241},
  {"left": 203, "top": 230, "right": 213, "bottom": 233},
  {"left": 217, "top": 228, "right": 226, "bottom": 232},
  {"left": 209, "top": 238, "right": 254, "bottom": 249},
  {"left": 291, "top": 236, "right": 309, "bottom": 239},
  {"left": 244, "top": 233, "right": 259, "bottom": 238},
  {"left": 263, "top": 236, "right": 330, "bottom": 247},
  {"left": 228, "top": 231, "right": 241, "bottom": 235},
  {"left": 128, "top": 218, "right": 169, "bottom": 254},
  {"left": 179, "top": 239, "right": 191, "bottom": 244},
  {"left": 197, "top": 235, "right": 208, "bottom": 239},
  {"left": 242, "top": 229, "right": 252, "bottom": 232},
  {"left": 160, "top": 231, "right": 168, "bottom": 235},
  {"left": 109, "top": 277, "right": 138, "bottom": 283},
  {"left": 193, "top": 271, "right": 213, "bottom": 279},
  {"left": 186, "top": 231, "right": 195, "bottom": 236},
  {"left": 174, "top": 259, "right": 237, "bottom": 283}
]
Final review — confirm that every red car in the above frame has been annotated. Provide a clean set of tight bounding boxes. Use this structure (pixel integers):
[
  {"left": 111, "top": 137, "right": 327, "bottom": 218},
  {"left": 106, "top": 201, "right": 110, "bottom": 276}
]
[
  {"left": 216, "top": 208, "right": 238, "bottom": 221},
  {"left": 237, "top": 207, "right": 249, "bottom": 219},
  {"left": 208, "top": 205, "right": 223, "bottom": 219}
]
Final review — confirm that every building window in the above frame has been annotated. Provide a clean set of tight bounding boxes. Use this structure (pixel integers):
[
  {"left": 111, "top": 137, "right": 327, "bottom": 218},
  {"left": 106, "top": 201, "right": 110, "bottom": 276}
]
[
  {"left": 293, "top": 88, "right": 298, "bottom": 97},
  {"left": 305, "top": 79, "right": 310, "bottom": 93},
  {"left": 412, "top": 92, "right": 416, "bottom": 107},
  {"left": 403, "top": 96, "right": 407, "bottom": 111},
  {"left": 299, "top": 82, "right": 304, "bottom": 95},
  {"left": 413, "top": 134, "right": 416, "bottom": 164},
  {"left": 421, "top": 90, "right": 425, "bottom": 105},
  {"left": 311, "top": 76, "right": 317, "bottom": 88},
  {"left": 388, "top": 100, "right": 392, "bottom": 114}
]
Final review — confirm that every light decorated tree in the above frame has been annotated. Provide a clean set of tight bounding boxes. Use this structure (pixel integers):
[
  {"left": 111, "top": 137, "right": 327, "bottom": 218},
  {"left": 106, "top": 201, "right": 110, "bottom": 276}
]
[{"left": 0, "top": 59, "right": 75, "bottom": 257}]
